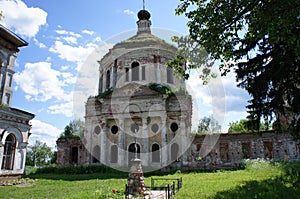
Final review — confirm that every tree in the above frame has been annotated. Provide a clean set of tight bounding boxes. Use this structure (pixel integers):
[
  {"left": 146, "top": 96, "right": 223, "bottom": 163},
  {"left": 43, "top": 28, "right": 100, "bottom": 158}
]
[
  {"left": 166, "top": 35, "right": 215, "bottom": 84},
  {"left": 197, "top": 116, "right": 222, "bottom": 133},
  {"left": 175, "top": 0, "right": 300, "bottom": 133},
  {"left": 227, "top": 119, "right": 270, "bottom": 133},
  {"left": 228, "top": 119, "right": 249, "bottom": 133},
  {"left": 59, "top": 120, "right": 84, "bottom": 138},
  {"left": 26, "top": 140, "right": 53, "bottom": 167}
]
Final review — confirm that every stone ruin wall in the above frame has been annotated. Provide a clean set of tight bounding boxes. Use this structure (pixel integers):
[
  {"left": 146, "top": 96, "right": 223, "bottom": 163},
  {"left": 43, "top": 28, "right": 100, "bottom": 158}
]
[
  {"left": 56, "top": 137, "right": 89, "bottom": 166},
  {"left": 183, "top": 131, "right": 300, "bottom": 170},
  {"left": 57, "top": 131, "right": 300, "bottom": 170}
]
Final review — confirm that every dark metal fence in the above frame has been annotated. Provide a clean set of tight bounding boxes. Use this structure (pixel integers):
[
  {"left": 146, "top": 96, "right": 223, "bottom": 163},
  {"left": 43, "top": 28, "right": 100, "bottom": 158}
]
[{"left": 125, "top": 177, "right": 182, "bottom": 199}]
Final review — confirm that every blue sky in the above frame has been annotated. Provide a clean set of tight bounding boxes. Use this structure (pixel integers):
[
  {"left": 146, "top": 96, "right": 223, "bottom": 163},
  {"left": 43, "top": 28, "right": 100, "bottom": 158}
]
[{"left": 0, "top": 0, "right": 249, "bottom": 148}]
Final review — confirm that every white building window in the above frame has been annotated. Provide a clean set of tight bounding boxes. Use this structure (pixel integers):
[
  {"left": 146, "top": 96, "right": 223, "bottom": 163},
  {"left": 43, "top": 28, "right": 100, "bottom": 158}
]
[
  {"left": 106, "top": 70, "right": 110, "bottom": 89},
  {"left": 5, "top": 93, "right": 10, "bottom": 105},
  {"left": 7, "top": 73, "right": 13, "bottom": 87},
  {"left": 141, "top": 66, "right": 146, "bottom": 80},
  {"left": 1, "top": 134, "right": 16, "bottom": 170},
  {"left": 167, "top": 66, "right": 174, "bottom": 84},
  {"left": 125, "top": 68, "right": 129, "bottom": 82},
  {"left": 131, "top": 62, "right": 139, "bottom": 81}
]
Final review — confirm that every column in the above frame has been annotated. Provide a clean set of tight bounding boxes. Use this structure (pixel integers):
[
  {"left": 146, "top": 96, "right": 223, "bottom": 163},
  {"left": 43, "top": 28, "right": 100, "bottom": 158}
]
[
  {"left": 118, "top": 118, "right": 125, "bottom": 166},
  {"left": 161, "top": 116, "right": 168, "bottom": 167},
  {"left": 156, "top": 64, "right": 161, "bottom": 83},
  {"left": 100, "top": 120, "right": 107, "bottom": 165},
  {"left": 141, "top": 117, "right": 149, "bottom": 166},
  {"left": 180, "top": 115, "right": 188, "bottom": 163}
]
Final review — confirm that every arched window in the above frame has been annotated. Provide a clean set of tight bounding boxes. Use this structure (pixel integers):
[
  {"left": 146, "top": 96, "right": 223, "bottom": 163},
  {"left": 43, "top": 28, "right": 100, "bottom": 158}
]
[
  {"left": 128, "top": 143, "right": 140, "bottom": 165},
  {"left": 113, "top": 60, "right": 118, "bottom": 87},
  {"left": 171, "top": 143, "right": 179, "bottom": 162},
  {"left": 131, "top": 62, "right": 139, "bottom": 81},
  {"left": 106, "top": 70, "right": 110, "bottom": 89},
  {"left": 141, "top": 66, "right": 146, "bottom": 80},
  {"left": 1, "top": 134, "right": 16, "bottom": 170},
  {"left": 92, "top": 145, "right": 100, "bottom": 163},
  {"left": 152, "top": 144, "right": 160, "bottom": 163},
  {"left": 98, "top": 75, "right": 103, "bottom": 94},
  {"left": 167, "top": 66, "right": 174, "bottom": 84},
  {"left": 110, "top": 145, "right": 118, "bottom": 163}
]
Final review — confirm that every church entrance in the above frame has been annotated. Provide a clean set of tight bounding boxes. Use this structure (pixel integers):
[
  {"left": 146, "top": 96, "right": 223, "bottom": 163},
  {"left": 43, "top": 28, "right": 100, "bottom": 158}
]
[
  {"left": 128, "top": 143, "right": 140, "bottom": 165},
  {"left": 1, "top": 134, "right": 16, "bottom": 170}
]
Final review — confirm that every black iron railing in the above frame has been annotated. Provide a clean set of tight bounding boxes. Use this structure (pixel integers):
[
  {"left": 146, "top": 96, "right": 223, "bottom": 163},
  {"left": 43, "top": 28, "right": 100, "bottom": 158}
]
[{"left": 125, "top": 177, "right": 182, "bottom": 199}]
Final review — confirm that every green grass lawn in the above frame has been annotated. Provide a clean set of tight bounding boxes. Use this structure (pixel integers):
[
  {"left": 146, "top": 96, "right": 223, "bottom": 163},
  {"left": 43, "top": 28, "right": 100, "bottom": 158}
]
[{"left": 1, "top": 160, "right": 299, "bottom": 199}]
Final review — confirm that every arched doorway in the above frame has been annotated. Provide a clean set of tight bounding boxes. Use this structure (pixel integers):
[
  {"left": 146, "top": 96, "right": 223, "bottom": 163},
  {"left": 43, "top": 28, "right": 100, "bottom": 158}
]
[
  {"left": 128, "top": 143, "right": 140, "bottom": 165},
  {"left": 171, "top": 143, "right": 179, "bottom": 163},
  {"left": 152, "top": 144, "right": 160, "bottom": 163},
  {"left": 1, "top": 134, "right": 16, "bottom": 170}
]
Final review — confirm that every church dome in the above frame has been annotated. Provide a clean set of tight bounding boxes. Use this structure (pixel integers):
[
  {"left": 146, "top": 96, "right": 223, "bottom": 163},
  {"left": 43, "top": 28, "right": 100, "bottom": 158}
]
[{"left": 137, "top": 10, "right": 151, "bottom": 20}]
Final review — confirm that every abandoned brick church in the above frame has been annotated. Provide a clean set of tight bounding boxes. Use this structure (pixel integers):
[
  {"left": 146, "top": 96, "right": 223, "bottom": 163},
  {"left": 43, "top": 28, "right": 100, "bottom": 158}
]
[{"left": 56, "top": 9, "right": 300, "bottom": 171}]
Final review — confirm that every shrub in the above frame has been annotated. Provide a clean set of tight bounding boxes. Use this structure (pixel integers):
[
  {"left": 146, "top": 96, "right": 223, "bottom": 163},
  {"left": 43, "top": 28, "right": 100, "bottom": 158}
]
[{"left": 32, "top": 164, "right": 125, "bottom": 175}]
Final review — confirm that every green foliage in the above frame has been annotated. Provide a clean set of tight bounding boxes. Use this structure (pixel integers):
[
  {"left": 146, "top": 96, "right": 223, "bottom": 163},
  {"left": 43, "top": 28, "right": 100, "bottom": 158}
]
[
  {"left": 30, "top": 164, "right": 126, "bottom": 176},
  {"left": 148, "top": 83, "right": 172, "bottom": 95},
  {"left": 1, "top": 161, "right": 299, "bottom": 198},
  {"left": 26, "top": 140, "right": 53, "bottom": 167},
  {"left": 228, "top": 119, "right": 271, "bottom": 133},
  {"left": 59, "top": 120, "right": 84, "bottom": 138},
  {"left": 148, "top": 83, "right": 188, "bottom": 97},
  {"left": 176, "top": 0, "right": 300, "bottom": 133},
  {"left": 228, "top": 119, "right": 249, "bottom": 133},
  {"left": 0, "top": 102, "right": 9, "bottom": 108},
  {"left": 167, "top": 35, "right": 215, "bottom": 84},
  {"left": 97, "top": 88, "right": 113, "bottom": 98}
]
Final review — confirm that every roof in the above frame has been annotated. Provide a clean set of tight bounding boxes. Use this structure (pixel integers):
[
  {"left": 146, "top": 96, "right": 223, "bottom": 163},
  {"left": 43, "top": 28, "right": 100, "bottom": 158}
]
[
  {"left": 0, "top": 24, "right": 28, "bottom": 47},
  {"left": 114, "top": 32, "right": 177, "bottom": 52},
  {"left": 100, "top": 32, "right": 177, "bottom": 65}
]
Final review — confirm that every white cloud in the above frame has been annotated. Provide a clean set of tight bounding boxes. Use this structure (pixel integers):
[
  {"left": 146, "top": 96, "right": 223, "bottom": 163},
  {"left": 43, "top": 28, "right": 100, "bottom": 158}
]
[
  {"left": 31, "top": 119, "right": 61, "bottom": 137},
  {"left": 33, "top": 38, "right": 46, "bottom": 48},
  {"left": 49, "top": 40, "right": 96, "bottom": 64},
  {"left": 93, "top": 37, "right": 101, "bottom": 42},
  {"left": 60, "top": 36, "right": 78, "bottom": 45},
  {"left": 186, "top": 69, "right": 250, "bottom": 131},
  {"left": 82, "top": 29, "right": 94, "bottom": 35},
  {"left": 124, "top": 9, "right": 135, "bottom": 16},
  {"left": 48, "top": 101, "right": 73, "bottom": 118},
  {"left": 0, "top": 0, "right": 47, "bottom": 37},
  {"left": 55, "top": 29, "right": 81, "bottom": 38},
  {"left": 14, "top": 62, "right": 69, "bottom": 102},
  {"left": 60, "top": 65, "right": 70, "bottom": 71},
  {"left": 30, "top": 119, "right": 62, "bottom": 148}
]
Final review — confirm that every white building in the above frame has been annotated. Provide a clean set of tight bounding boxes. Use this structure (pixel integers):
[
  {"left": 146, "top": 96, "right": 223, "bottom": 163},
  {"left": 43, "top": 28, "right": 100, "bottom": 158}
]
[
  {"left": 0, "top": 25, "right": 34, "bottom": 181},
  {"left": 84, "top": 9, "right": 193, "bottom": 171}
]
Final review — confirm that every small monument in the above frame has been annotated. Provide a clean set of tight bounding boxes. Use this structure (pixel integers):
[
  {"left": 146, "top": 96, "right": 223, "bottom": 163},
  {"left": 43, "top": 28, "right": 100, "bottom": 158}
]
[{"left": 127, "top": 137, "right": 146, "bottom": 196}]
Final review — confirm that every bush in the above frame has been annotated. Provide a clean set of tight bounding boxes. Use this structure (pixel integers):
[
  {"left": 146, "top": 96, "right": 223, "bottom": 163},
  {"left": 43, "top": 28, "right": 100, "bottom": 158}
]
[{"left": 31, "top": 164, "right": 125, "bottom": 175}]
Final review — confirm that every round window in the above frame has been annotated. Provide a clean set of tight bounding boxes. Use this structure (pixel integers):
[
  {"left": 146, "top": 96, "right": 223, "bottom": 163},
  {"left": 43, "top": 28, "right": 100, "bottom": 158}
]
[
  {"left": 151, "top": 123, "right": 159, "bottom": 133},
  {"left": 131, "top": 123, "right": 139, "bottom": 133},
  {"left": 111, "top": 125, "right": 118, "bottom": 134},
  {"left": 170, "top": 122, "right": 178, "bottom": 132},
  {"left": 94, "top": 126, "right": 101, "bottom": 135}
]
